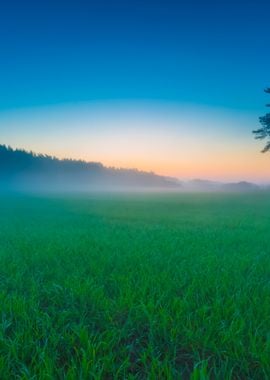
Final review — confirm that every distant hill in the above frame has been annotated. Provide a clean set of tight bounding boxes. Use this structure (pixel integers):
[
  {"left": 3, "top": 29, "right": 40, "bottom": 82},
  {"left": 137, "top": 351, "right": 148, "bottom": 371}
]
[
  {"left": 183, "top": 179, "right": 261, "bottom": 192},
  {"left": 222, "top": 181, "right": 260, "bottom": 192},
  {"left": 0, "top": 145, "right": 181, "bottom": 192}
]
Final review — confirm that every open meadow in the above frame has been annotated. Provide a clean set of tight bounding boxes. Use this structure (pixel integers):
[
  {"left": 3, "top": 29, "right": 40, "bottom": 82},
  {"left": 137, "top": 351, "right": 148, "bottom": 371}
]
[{"left": 1, "top": 192, "right": 270, "bottom": 379}]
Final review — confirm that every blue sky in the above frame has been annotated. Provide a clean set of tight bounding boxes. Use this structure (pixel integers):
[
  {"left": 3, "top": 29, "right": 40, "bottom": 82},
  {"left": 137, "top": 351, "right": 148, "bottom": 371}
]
[
  {"left": 1, "top": 0, "right": 269, "bottom": 111},
  {"left": 0, "top": 0, "right": 269, "bottom": 181}
]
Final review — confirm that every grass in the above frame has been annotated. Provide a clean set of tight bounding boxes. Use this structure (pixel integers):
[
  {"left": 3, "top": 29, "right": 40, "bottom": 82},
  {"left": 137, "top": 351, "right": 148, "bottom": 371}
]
[{"left": 1, "top": 192, "right": 270, "bottom": 379}]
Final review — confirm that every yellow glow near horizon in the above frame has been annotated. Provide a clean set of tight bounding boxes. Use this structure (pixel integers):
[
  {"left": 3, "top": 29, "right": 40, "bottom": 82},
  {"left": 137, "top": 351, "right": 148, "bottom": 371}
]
[{"left": 0, "top": 101, "right": 269, "bottom": 183}]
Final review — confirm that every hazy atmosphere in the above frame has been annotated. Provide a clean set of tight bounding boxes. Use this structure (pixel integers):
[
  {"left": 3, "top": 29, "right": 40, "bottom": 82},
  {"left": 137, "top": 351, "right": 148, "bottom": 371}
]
[
  {"left": 1, "top": 0, "right": 269, "bottom": 183},
  {"left": 1, "top": 1, "right": 270, "bottom": 379},
  {"left": 1, "top": 102, "right": 269, "bottom": 183}
]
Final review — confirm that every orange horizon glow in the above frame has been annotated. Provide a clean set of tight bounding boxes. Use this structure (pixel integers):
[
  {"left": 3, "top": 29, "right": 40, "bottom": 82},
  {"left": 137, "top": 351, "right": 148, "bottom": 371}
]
[{"left": 0, "top": 102, "right": 269, "bottom": 183}]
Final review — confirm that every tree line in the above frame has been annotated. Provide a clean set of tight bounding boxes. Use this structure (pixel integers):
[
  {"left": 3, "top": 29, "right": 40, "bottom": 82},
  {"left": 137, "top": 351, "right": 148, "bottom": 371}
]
[{"left": 0, "top": 145, "right": 179, "bottom": 191}]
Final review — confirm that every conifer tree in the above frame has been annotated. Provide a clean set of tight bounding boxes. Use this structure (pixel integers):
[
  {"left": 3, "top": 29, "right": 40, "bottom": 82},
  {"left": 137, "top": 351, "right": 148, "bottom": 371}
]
[{"left": 253, "top": 88, "right": 270, "bottom": 152}]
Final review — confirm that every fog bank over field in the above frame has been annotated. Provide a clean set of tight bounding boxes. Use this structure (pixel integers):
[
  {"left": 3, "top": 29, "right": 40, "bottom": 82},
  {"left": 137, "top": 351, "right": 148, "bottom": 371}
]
[{"left": 0, "top": 145, "right": 264, "bottom": 193}]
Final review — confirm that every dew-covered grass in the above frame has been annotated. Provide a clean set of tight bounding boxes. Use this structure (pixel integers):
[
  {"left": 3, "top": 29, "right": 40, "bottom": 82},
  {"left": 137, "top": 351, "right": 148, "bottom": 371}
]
[{"left": 0, "top": 192, "right": 270, "bottom": 379}]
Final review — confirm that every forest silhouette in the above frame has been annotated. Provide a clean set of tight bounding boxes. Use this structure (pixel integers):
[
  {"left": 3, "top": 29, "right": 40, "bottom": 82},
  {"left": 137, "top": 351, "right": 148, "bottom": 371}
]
[{"left": 0, "top": 145, "right": 179, "bottom": 192}]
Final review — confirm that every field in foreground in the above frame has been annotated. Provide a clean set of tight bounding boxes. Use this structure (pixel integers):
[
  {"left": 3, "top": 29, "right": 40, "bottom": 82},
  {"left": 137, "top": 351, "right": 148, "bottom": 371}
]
[{"left": 1, "top": 193, "right": 270, "bottom": 379}]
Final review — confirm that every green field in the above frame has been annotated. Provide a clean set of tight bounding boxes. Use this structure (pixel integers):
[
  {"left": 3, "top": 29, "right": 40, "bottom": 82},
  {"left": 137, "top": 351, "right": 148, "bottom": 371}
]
[{"left": 1, "top": 193, "right": 270, "bottom": 379}]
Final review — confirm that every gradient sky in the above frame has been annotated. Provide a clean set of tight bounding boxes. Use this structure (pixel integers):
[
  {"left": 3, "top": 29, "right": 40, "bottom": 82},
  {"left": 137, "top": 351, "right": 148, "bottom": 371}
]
[{"left": 0, "top": 0, "right": 270, "bottom": 181}]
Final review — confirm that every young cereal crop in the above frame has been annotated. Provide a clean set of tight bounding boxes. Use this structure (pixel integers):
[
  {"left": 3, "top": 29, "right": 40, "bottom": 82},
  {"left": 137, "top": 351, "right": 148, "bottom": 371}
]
[{"left": 0, "top": 192, "right": 270, "bottom": 379}]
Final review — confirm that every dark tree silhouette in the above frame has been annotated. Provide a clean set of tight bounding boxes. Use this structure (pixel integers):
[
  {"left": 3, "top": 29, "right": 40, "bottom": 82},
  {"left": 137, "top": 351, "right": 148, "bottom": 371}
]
[
  {"left": 0, "top": 145, "right": 180, "bottom": 191},
  {"left": 253, "top": 88, "right": 270, "bottom": 152}
]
